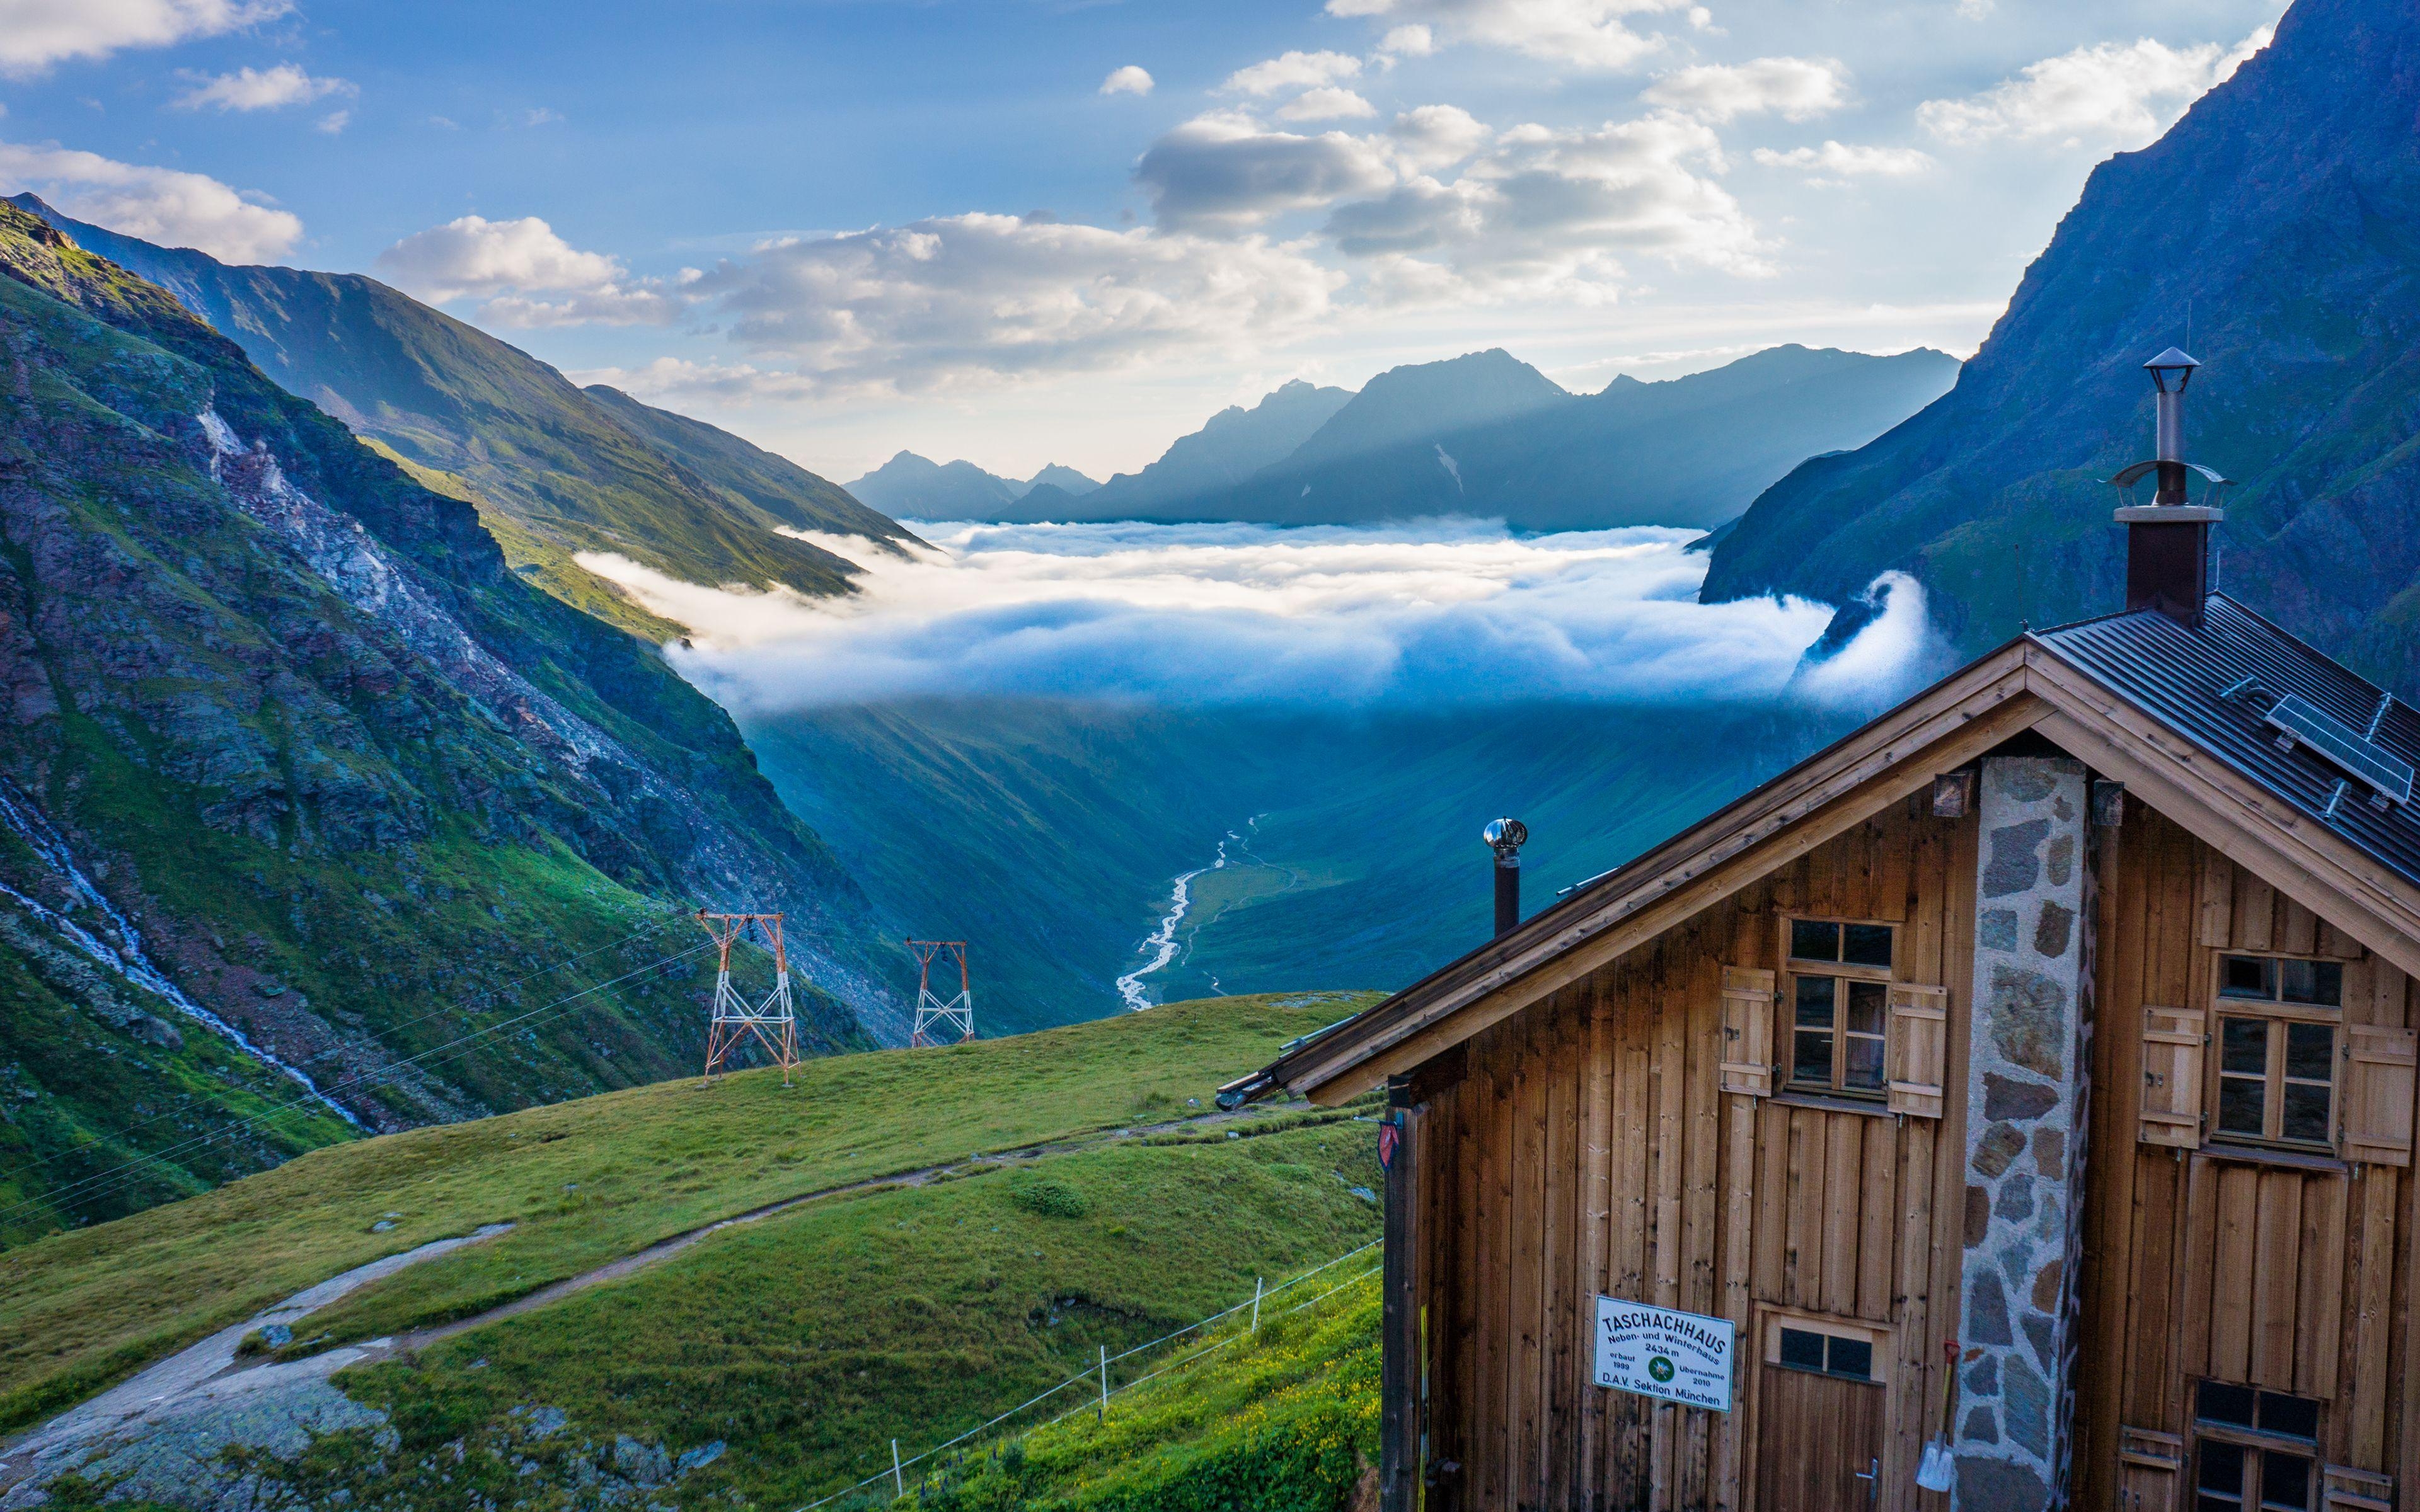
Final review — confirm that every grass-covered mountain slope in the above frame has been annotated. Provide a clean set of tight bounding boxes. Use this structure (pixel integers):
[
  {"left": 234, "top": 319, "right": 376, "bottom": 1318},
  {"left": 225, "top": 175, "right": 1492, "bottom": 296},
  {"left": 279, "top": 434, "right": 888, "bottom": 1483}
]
[
  {"left": 0, "top": 200, "right": 901, "bottom": 1240},
  {"left": 0, "top": 994, "right": 1381, "bottom": 1511},
  {"left": 749, "top": 698, "right": 1854, "bottom": 1031},
  {"left": 1701, "top": 0, "right": 2420, "bottom": 691},
  {"left": 6, "top": 195, "right": 910, "bottom": 634},
  {"left": 909, "top": 1271, "right": 1379, "bottom": 1512}
]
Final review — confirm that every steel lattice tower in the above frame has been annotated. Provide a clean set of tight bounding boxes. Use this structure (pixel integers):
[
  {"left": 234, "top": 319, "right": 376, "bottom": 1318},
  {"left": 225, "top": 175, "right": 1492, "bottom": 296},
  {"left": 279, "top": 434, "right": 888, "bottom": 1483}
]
[
  {"left": 698, "top": 910, "right": 799, "bottom": 1084},
  {"left": 905, "top": 940, "right": 975, "bottom": 1047}
]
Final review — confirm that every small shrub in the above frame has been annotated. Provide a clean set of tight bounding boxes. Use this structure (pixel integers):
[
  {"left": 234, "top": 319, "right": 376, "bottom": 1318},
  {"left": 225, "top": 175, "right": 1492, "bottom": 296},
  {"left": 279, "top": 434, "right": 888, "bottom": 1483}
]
[{"left": 1008, "top": 1174, "right": 1090, "bottom": 1220}]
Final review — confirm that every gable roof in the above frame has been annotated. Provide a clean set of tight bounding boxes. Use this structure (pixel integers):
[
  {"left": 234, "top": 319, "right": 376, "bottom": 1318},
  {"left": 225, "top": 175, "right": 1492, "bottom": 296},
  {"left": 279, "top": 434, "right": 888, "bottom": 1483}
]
[{"left": 1226, "top": 594, "right": 2420, "bottom": 1109}]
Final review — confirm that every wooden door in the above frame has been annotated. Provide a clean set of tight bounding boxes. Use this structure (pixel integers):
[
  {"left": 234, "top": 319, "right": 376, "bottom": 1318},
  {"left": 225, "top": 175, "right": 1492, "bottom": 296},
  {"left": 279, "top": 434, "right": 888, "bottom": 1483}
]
[{"left": 1754, "top": 1355, "right": 1886, "bottom": 1509}]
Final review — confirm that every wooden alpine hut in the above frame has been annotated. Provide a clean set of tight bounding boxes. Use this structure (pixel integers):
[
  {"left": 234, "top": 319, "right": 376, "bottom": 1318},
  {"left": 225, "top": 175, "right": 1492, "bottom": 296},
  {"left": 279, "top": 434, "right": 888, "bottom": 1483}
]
[{"left": 1220, "top": 351, "right": 2420, "bottom": 1511}]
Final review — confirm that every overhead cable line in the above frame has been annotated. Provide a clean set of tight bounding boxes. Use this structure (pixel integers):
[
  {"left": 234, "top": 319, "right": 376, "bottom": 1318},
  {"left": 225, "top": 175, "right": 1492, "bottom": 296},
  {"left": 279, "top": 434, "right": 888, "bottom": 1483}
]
[
  {"left": 2, "top": 912, "right": 691, "bottom": 1181},
  {"left": 0, "top": 941, "right": 717, "bottom": 1227}
]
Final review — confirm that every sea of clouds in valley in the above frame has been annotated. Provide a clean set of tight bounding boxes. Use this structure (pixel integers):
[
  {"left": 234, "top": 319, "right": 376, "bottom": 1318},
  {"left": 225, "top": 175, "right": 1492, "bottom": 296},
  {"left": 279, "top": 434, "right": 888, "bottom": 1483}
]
[{"left": 577, "top": 519, "right": 1939, "bottom": 713}]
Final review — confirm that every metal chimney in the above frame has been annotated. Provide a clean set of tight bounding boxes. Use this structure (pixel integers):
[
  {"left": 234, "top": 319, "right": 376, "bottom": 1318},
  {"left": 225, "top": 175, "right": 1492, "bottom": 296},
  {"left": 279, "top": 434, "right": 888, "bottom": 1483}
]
[
  {"left": 2106, "top": 348, "right": 2228, "bottom": 629},
  {"left": 1482, "top": 818, "right": 1526, "bottom": 937}
]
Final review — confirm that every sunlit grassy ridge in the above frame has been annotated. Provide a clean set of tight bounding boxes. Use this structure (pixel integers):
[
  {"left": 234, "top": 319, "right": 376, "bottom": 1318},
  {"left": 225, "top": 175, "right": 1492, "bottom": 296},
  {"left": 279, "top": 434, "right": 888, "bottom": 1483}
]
[
  {"left": 904, "top": 1271, "right": 1381, "bottom": 1512},
  {"left": 259, "top": 1118, "right": 1381, "bottom": 1508},
  {"left": 0, "top": 993, "right": 1374, "bottom": 1438}
]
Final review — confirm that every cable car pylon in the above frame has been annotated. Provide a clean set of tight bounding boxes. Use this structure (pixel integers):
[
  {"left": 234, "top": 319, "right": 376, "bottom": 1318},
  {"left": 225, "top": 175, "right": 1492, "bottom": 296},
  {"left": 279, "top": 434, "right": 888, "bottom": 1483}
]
[
  {"left": 904, "top": 940, "right": 975, "bottom": 1047},
  {"left": 698, "top": 910, "right": 798, "bottom": 1084}
]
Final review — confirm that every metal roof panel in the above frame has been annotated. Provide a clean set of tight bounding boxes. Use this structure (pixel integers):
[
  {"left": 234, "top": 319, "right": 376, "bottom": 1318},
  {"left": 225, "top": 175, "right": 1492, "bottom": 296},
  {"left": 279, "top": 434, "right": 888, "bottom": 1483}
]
[{"left": 2032, "top": 595, "right": 2420, "bottom": 887}]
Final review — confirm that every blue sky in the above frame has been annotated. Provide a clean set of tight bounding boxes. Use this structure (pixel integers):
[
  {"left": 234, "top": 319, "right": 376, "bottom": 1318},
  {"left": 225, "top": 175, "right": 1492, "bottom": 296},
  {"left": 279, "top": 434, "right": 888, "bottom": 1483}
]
[{"left": 2, "top": 0, "right": 2283, "bottom": 481}]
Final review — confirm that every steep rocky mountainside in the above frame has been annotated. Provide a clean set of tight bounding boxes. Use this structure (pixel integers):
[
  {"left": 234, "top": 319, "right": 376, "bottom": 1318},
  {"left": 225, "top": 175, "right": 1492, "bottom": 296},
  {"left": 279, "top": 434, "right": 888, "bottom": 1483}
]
[
  {"left": 1700, "top": 0, "right": 2420, "bottom": 691},
  {"left": 0, "top": 202, "right": 900, "bottom": 1240},
  {"left": 6, "top": 196, "right": 909, "bottom": 636}
]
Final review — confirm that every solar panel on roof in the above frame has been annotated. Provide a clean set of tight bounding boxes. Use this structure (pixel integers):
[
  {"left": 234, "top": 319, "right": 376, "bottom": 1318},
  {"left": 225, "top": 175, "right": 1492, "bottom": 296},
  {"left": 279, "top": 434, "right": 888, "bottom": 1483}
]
[{"left": 2264, "top": 694, "right": 2415, "bottom": 806}]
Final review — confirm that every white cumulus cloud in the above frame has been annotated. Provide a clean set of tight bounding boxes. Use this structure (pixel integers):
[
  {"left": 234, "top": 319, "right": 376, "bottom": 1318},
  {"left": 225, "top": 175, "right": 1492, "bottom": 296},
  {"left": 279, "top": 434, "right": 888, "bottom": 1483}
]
[
  {"left": 1325, "top": 0, "right": 1690, "bottom": 71},
  {"left": 374, "top": 214, "right": 681, "bottom": 326},
  {"left": 1221, "top": 50, "right": 1363, "bottom": 96},
  {"left": 1388, "top": 104, "right": 1492, "bottom": 170},
  {"left": 1918, "top": 25, "right": 2272, "bottom": 147},
  {"left": 0, "top": 139, "right": 300, "bottom": 261},
  {"left": 1134, "top": 112, "right": 1397, "bottom": 234},
  {"left": 687, "top": 214, "right": 1344, "bottom": 396},
  {"left": 1100, "top": 65, "right": 1154, "bottom": 96},
  {"left": 1379, "top": 24, "right": 1436, "bottom": 57},
  {"left": 1751, "top": 140, "right": 1932, "bottom": 178},
  {"left": 1277, "top": 87, "right": 1378, "bottom": 122},
  {"left": 1325, "top": 110, "right": 1764, "bottom": 302},
  {"left": 0, "top": 0, "right": 288, "bottom": 76},
  {"left": 174, "top": 62, "right": 354, "bottom": 112},
  {"left": 1640, "top": 56, "right": 1850, "bottom": 122}
]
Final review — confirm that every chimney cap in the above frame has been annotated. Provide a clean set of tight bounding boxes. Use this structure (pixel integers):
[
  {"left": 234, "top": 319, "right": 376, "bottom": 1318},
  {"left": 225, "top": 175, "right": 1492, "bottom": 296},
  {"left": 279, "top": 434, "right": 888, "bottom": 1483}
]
[
  {"left": 2143, "top": 347, "right": 2200, "bottom": 390},
  {"left": 1482, "top": 817, "right": 1527, "bottom": 854}
]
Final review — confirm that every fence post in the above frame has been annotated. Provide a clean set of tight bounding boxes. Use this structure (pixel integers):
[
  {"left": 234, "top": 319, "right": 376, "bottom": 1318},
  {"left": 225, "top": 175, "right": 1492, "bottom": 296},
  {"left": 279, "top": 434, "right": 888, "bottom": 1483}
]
[
  {"left": 1098, "top": 1344, "right": 1109, "bottom": 1421},
  {"left": 892, "top": 1438, "right": 904, "bottom": 1499},
  {"left": 1251, "top": 1276, "right": 1263, "bottom": 1334}
]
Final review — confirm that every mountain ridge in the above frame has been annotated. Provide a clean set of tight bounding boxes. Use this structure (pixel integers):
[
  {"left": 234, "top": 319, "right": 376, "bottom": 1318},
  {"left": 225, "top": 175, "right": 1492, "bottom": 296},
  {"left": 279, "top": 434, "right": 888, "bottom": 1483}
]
[{"left": 5, "top": 195, "right": 908, "bottom": 636}]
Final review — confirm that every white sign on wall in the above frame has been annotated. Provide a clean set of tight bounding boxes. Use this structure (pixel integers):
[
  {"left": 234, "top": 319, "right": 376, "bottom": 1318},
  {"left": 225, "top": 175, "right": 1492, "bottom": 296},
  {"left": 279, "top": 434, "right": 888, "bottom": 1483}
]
[{"left": 1593, "top": 1298, "right": 1735, "bottom": 1412}]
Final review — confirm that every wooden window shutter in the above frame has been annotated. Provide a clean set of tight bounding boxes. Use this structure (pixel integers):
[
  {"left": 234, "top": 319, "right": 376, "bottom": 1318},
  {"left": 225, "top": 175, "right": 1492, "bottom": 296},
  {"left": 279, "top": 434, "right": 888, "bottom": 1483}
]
[
  {"left": 2140, "top": 1006, "right": 2205, "bottom": 1149},
  {"left": 2322, "top": 1466, "right": 2394, "bottom": 1511},
  {"left": 2117, "top": 1427, "right": 2182, "bottom": 1512},
  {"left": 1884, "top": 983, "right": 1948, "bottom": 1118},
  {"left": 2344, "top": 1024, "right": 2417, "bottom": 1166},
  {"left": 1719, "top": 966, "right": 1773, "bottom": 1096}
]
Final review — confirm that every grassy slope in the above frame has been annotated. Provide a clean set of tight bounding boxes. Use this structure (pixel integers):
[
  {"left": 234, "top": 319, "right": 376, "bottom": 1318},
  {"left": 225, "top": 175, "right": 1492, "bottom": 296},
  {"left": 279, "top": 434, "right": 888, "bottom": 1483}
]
[
  {"left": 0, "top": 994, "right": 1374, "bottom": 1440},
  {"left": 909, "top": 1273, "right": 1380, "bottom": 1512},
  {"left": 268, "top": 1118, "right": 1380, "bottom": 1509}
]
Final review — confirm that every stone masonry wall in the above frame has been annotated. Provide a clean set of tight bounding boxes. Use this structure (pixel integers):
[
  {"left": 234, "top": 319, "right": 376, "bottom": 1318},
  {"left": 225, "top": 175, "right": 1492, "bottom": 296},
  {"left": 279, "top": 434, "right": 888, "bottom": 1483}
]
[{"left": 1954, "top": 757, "right": 2093, "bottom": 1512}]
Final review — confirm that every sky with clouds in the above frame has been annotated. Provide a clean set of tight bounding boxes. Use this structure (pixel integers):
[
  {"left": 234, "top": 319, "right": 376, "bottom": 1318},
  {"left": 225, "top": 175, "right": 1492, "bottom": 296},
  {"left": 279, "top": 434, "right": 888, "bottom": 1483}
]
[{"left": 0, "top": 0, "right": 2283, "bottom": 481}]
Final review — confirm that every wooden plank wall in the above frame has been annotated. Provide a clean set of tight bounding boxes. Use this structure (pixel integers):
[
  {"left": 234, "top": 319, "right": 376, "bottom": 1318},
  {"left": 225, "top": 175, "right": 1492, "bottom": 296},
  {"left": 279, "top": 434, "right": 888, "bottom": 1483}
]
[
  {"left": 2073, "top": 803, "right": 2414, "bottom": 1504},
  {"left": 1415, "top": 797, "right": 1975, "bottom": 1511}
]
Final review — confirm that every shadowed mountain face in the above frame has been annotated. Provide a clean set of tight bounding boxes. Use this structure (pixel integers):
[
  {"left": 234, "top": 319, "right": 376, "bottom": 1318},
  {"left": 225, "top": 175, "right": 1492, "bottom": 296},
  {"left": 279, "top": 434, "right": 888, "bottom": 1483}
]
[
  {"left": 5, "top": 195, "right": 908, "bottom": 635},
  {"left": 967, "top": 347, "right": 1956, "bottom": 530},
  {"left": 1700, "top": 0, "right": 2420, "bottom": 693},
  {"left": 0, "top": 201, "right": 898, "bottom": 1237},
  {"left": 845, "top": 451, "right": 1022, "bottom": 517}
]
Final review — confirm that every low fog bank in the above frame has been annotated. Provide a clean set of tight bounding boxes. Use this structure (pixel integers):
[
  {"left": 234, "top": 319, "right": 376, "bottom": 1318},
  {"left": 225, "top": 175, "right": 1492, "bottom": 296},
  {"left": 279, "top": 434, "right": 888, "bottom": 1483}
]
[{"left": 579, "top": 518, "right": 1944, "bottom": 716}]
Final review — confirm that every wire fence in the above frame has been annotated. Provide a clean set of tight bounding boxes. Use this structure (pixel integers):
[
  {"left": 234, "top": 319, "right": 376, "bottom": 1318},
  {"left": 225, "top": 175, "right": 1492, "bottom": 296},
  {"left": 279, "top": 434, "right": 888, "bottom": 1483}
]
[{"left": 798, "top": 1237, "right": 1383, "bottom": 1509}]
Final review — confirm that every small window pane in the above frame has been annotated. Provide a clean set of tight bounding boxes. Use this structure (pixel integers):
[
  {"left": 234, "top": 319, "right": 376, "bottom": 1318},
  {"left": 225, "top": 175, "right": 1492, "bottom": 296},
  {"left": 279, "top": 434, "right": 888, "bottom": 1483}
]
[
  {"left": 2280, "top": 1083, "right": 2331, "bottom": 1145},
  {"left": 2198, "top": 1380, "right": 2258, "bottom": 1429},
  {"left": 1795, "top": 976, "right": 1836, "bottom": 1027},
  {"left": 2256, "top": 1392, "right": 2319, "bottom": 1441},
  {"left": 2259, "top": 1450, "right": 2311, "bottom": 1509},
  {"left": 1826, "top": 1336, "right": 1873, "bottom": 1380},
  {"left": 2280, "top": 959, "right": 2342, "bottom": 1007},
  {"left": 2219, "top": 1077, "right": 2267, "bottom": 1137},
  {"left": 2221, "top": 956, "right": 2278, "bottom": 1000},
  {"left": 1778, "top": 1327, "right": 1824, "bottom": 1371},
  {"left": 1841, "top": 924, "right": 1893, "bottom": 969},
  {"left": 2221, "top": 1017, "right": 2270, "bottom": 1074},
  {"left": 2199, "top": 1440, "right": 2246, "bottom": 1492},
  {"left": 1790, "top": 920, "right": 1841, "bottom": 962},
  {"left": 2200, "top": 1497, "right": 2245, "bottom": 1512},
  {"left": 1845, "top": 980, "right": 1887, "bottom": 1036},
  {"left": 2284, "top": 1023, "right": 2334, "bottom": 1081},
  {"left": 1793, "top": 1032, "right": 1833, "bottom": 1085},
  {"left": 1844, "top": 1036, "right": 1885, "bottom": 1092}
]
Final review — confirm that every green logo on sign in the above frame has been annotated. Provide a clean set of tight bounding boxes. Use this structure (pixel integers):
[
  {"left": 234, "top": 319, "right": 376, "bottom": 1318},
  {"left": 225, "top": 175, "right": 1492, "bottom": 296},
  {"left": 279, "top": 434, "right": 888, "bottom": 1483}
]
[{"left": 1649, "top": 1356, "right": 1676, "bottom": 1383}]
